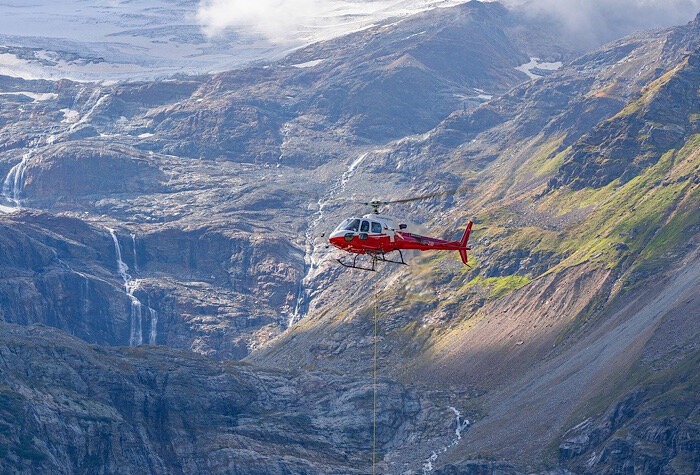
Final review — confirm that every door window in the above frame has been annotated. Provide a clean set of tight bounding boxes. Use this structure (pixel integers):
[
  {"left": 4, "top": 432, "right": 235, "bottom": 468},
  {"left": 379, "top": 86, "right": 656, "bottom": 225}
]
[
  {"left": 360, "top": 220, "right": 370, "bottom": 232},
  {"left": 371, "top": 222, "right": 382, "bottom": 234}
]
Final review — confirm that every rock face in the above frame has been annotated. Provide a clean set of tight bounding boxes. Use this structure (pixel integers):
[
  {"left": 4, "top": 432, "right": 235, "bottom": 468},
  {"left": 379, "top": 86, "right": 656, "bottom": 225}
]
[
  {"left": 559, "top": 383, "right": 700, "bottom": 474},
  {"left": 252, "top": 7, "right": 700, "bottom": 473},
  {"left": 0, "top": 210, "right": 302, "bottom": 359},
  {"left": 0, "top": 0, "right": 581, "bottom": 359},
  {"left": 556, "top": 49, "right": 700, "bottom": 189},
  {"left": 0, "top": 211, "right": 129, "bottom": 345},
  {"left": 23, "top": 144, "right": 165, "bottom": 203},
  {"left": 0, "top": 323, "right": 423, "bottom": 474}
]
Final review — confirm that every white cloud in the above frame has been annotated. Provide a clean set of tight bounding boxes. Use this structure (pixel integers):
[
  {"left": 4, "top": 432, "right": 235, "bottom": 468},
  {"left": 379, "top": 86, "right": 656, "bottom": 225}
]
[
  {"left": 511, "top": 0, "right": 700, "bottom": 46},
  {"left": 196, "top": 0, "right": 467, "bottom": 43},
  {"left": 196, "top": 0, "right": 700, "bottom": 47},
  {"left": 197, "top": 0, "right": 323, "bottom": 43}
]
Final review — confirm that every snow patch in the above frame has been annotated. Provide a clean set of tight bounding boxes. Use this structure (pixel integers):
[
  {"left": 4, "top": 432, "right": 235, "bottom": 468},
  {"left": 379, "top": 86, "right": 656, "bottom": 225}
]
[
  {"left": 515, "top": 57, "right": 563, "bottom": 79},
  {"left": 1, "top": 0, "right": 472, "bottom": 80},
  {"left": 60, "top": 108, "right": 80, "bottom": 123},
  {"left": 0, "top": 91, "right": 57, "bottom": 101},
  {"left": 291, "top": 58, "right": 325, "bottom": 68},
  {"left": 454, "top": 91, "right": 493, "bottom": 102}
]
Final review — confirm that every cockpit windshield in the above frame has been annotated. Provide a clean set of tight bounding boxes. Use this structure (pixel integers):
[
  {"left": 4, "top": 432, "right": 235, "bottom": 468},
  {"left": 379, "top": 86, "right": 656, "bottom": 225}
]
[{"left": 334, "top": 218, "right": 361, "bottom": 233}]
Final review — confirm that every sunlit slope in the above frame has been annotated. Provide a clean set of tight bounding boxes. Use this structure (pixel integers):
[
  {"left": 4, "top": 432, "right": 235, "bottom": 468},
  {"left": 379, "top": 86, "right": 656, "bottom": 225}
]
[
  {"left": 400, "top": 48, "right": 700, "bottom": 382},
  {"left": 253, "top": 20, "right": 700, "bottom": 470},
  {"left": 389, "top": 44, "right": 700, "bottom": 469}
]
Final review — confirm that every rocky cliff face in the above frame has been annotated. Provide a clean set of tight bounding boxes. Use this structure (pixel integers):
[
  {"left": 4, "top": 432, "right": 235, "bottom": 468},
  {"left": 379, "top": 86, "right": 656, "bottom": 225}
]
[
  {"left": 0, "top": 0, "right": 581, "bottom": 360},
  {"left": 0, "top": 209, "right": 302, "bottom": 359},
  {"left": 0, "top": 323, "right": 427, "bottom": 474}
]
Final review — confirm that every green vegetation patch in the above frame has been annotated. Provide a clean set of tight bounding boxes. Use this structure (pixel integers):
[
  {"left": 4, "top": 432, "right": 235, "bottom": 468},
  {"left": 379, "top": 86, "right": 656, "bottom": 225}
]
[
  {"left": 463, "top": 275, "right": 532, "bottom": 299},
  {"left": 519, "top": 137, "right": 567, "bottom": 178},
  {"left": 548, "top": 142, "right": 698, "bottom": 273}
]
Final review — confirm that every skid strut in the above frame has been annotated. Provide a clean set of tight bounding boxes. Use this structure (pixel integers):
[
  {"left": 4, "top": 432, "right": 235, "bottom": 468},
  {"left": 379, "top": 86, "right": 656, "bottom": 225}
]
[{"left": 336, "top": 250, "right": 408, "bottom": 272}]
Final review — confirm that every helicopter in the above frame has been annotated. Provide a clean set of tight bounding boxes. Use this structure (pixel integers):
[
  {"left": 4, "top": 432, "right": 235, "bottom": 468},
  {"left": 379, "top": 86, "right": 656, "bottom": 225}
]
[{"left": 327, "top": 194, "right": 473, "bottom": 272}]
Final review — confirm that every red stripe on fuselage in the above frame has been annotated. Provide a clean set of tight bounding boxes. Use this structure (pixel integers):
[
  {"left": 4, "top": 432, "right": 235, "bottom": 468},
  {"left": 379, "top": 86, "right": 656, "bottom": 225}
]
[
  {"left": 394, "top": 232, "right": 464, "bottom": 251},
  {"left": 329, "top": 234, "right": 392, "bottom": 254},
  {"left": 329, "top": 232, "right": 463, "bottom": 254}
]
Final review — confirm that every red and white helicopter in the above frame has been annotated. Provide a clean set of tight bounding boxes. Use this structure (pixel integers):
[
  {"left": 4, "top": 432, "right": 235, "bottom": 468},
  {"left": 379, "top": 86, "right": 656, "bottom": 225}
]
[{"left": 327, "top": 194, "right": 473, "bottom": 271}]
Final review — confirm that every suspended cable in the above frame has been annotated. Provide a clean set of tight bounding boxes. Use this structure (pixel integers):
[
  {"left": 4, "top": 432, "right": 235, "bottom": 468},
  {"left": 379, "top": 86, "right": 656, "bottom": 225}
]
[{"left": 373, "top": 279, "right": 379, "bottom": 475}]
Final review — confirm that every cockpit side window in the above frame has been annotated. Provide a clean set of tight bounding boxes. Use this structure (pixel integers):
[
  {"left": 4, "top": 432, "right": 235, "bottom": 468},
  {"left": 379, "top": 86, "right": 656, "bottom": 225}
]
[
  {"left": 360, "top": 220, "right": 370, "bottom": 232},
  {"left": 371, "top": 222, "right": 382, "bottom": 234}
]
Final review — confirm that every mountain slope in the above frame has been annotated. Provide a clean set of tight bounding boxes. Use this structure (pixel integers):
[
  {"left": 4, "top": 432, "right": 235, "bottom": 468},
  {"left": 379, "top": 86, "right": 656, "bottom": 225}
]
[
  {"left": 252, "top": 12, "right": 700, "bottom": 473},
  {"left": 0, "top": 322, "right": 427, "bottom": 474},
  {"left": 0, "top": 1, "right": 580, "bottom": 361},
  {"left": 1, "top": 3, "right": 699, "bottom": 474}
]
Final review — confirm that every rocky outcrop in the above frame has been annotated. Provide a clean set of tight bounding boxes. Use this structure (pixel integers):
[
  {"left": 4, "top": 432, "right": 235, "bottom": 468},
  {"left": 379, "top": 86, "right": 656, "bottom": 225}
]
[
  {"left": 0, "top": 211, "right": 129, "bottom": 345},
  {"left": 22, "top": 143, "right": 165, "bottom": 203},
  {"left": 555, "top": 49, "right": 700, "bottom": 189},
  {"left": 559, "top": 379, "right": 700, "bottom": 474},
  {"left": 0, "top": 323, "right": 422, "bottom": 474},
  {"left": 434, "top": 461, "right": 519, "bottom": 475},
  {"left": 0, "top": 211, "right": 300, "bottom": 359}
]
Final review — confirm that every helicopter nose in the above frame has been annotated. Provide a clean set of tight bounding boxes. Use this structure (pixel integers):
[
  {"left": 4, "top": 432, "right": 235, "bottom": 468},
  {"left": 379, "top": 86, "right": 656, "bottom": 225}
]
[
  {"left": 328, "top": 236, "right": 343, "bottom": 249},
  {"left": 328, "top": 231, "right": 352, "bottom": 249}
]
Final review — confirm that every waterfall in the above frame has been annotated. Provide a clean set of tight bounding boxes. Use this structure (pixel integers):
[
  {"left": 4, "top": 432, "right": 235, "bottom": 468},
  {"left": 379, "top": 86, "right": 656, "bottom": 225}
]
[
  {"left": 288, "top": 152, "right": 370, "bottom": 327},
  {"left": 149, "top": 308, "right": 158, "bottom": 344},
  {"left": 449, "top": 406, "right": 470, "bottom": 440},
  {"left": 130, "top": 299, "right": 143, "bottom": 346},
  {"left": 421, "top": 406, "right": 471, "bottom": 473},
  {"left": 70, "top": 89, "right": 108, "bottom": 132},
  {"left": 108, "top": 228, "right": 130, "bottom": 284},
  {"left": 2, "top": 152, "right": 31, "bottom": 206},
  {"left": 131, "top": 233, "right": 139, "bottom": 272},
  {"left": 107, "top": 227, "right": 155, "bottom": 346}
]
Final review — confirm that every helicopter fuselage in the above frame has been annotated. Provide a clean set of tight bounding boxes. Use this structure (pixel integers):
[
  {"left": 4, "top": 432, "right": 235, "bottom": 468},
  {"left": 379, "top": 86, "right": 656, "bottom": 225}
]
[{"left": 328, "top": 214, "right": 472, "bottom": 266}]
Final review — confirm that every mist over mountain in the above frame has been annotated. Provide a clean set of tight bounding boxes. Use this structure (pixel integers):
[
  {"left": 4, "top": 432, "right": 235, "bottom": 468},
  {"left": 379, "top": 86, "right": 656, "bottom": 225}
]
[
  {"left": 1, "top": 1, "right": 699, "bottom": 474},
  {"left": 513, "top": 0, "right": 700, "bottom": 46}
]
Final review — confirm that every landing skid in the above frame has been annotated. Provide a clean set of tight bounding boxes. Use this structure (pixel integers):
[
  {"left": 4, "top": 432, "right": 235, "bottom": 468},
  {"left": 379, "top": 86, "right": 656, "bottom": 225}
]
[{"left": 336, "top": 251, "right": 409, "bottom": 272}]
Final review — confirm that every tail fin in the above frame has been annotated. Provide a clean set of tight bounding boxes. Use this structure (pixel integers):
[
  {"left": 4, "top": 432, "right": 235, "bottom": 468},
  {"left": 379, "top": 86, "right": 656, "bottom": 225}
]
[{"left": 458, "top": 221, "right": 473, "bottom": 265}]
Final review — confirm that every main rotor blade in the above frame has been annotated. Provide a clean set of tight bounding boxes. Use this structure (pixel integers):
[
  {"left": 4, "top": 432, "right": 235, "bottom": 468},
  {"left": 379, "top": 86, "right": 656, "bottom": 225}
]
[
  {"left": 364, "top": 187, "right": 467, "bottom": 206},
  {"left": 384, "top": 189, "right": 459, "bottom": 204}
]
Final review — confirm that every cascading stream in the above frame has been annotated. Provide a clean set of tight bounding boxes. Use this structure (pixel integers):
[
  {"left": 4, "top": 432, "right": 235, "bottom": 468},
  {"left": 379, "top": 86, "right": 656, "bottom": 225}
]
[
  {"left": 131, "top": 233, "right": 139, "bottom": 272},
  {"left": 288, "top": 151, "right": 369, "bottom": 326},
  {"left": 422, "top": 406, "right": 471, "bottom": 473},
  {"left": 2, "top": 152, "right": 31, "bottom": 206},
  {"left": 107, "top": 227, "right": 157, "bottom": 346}
]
